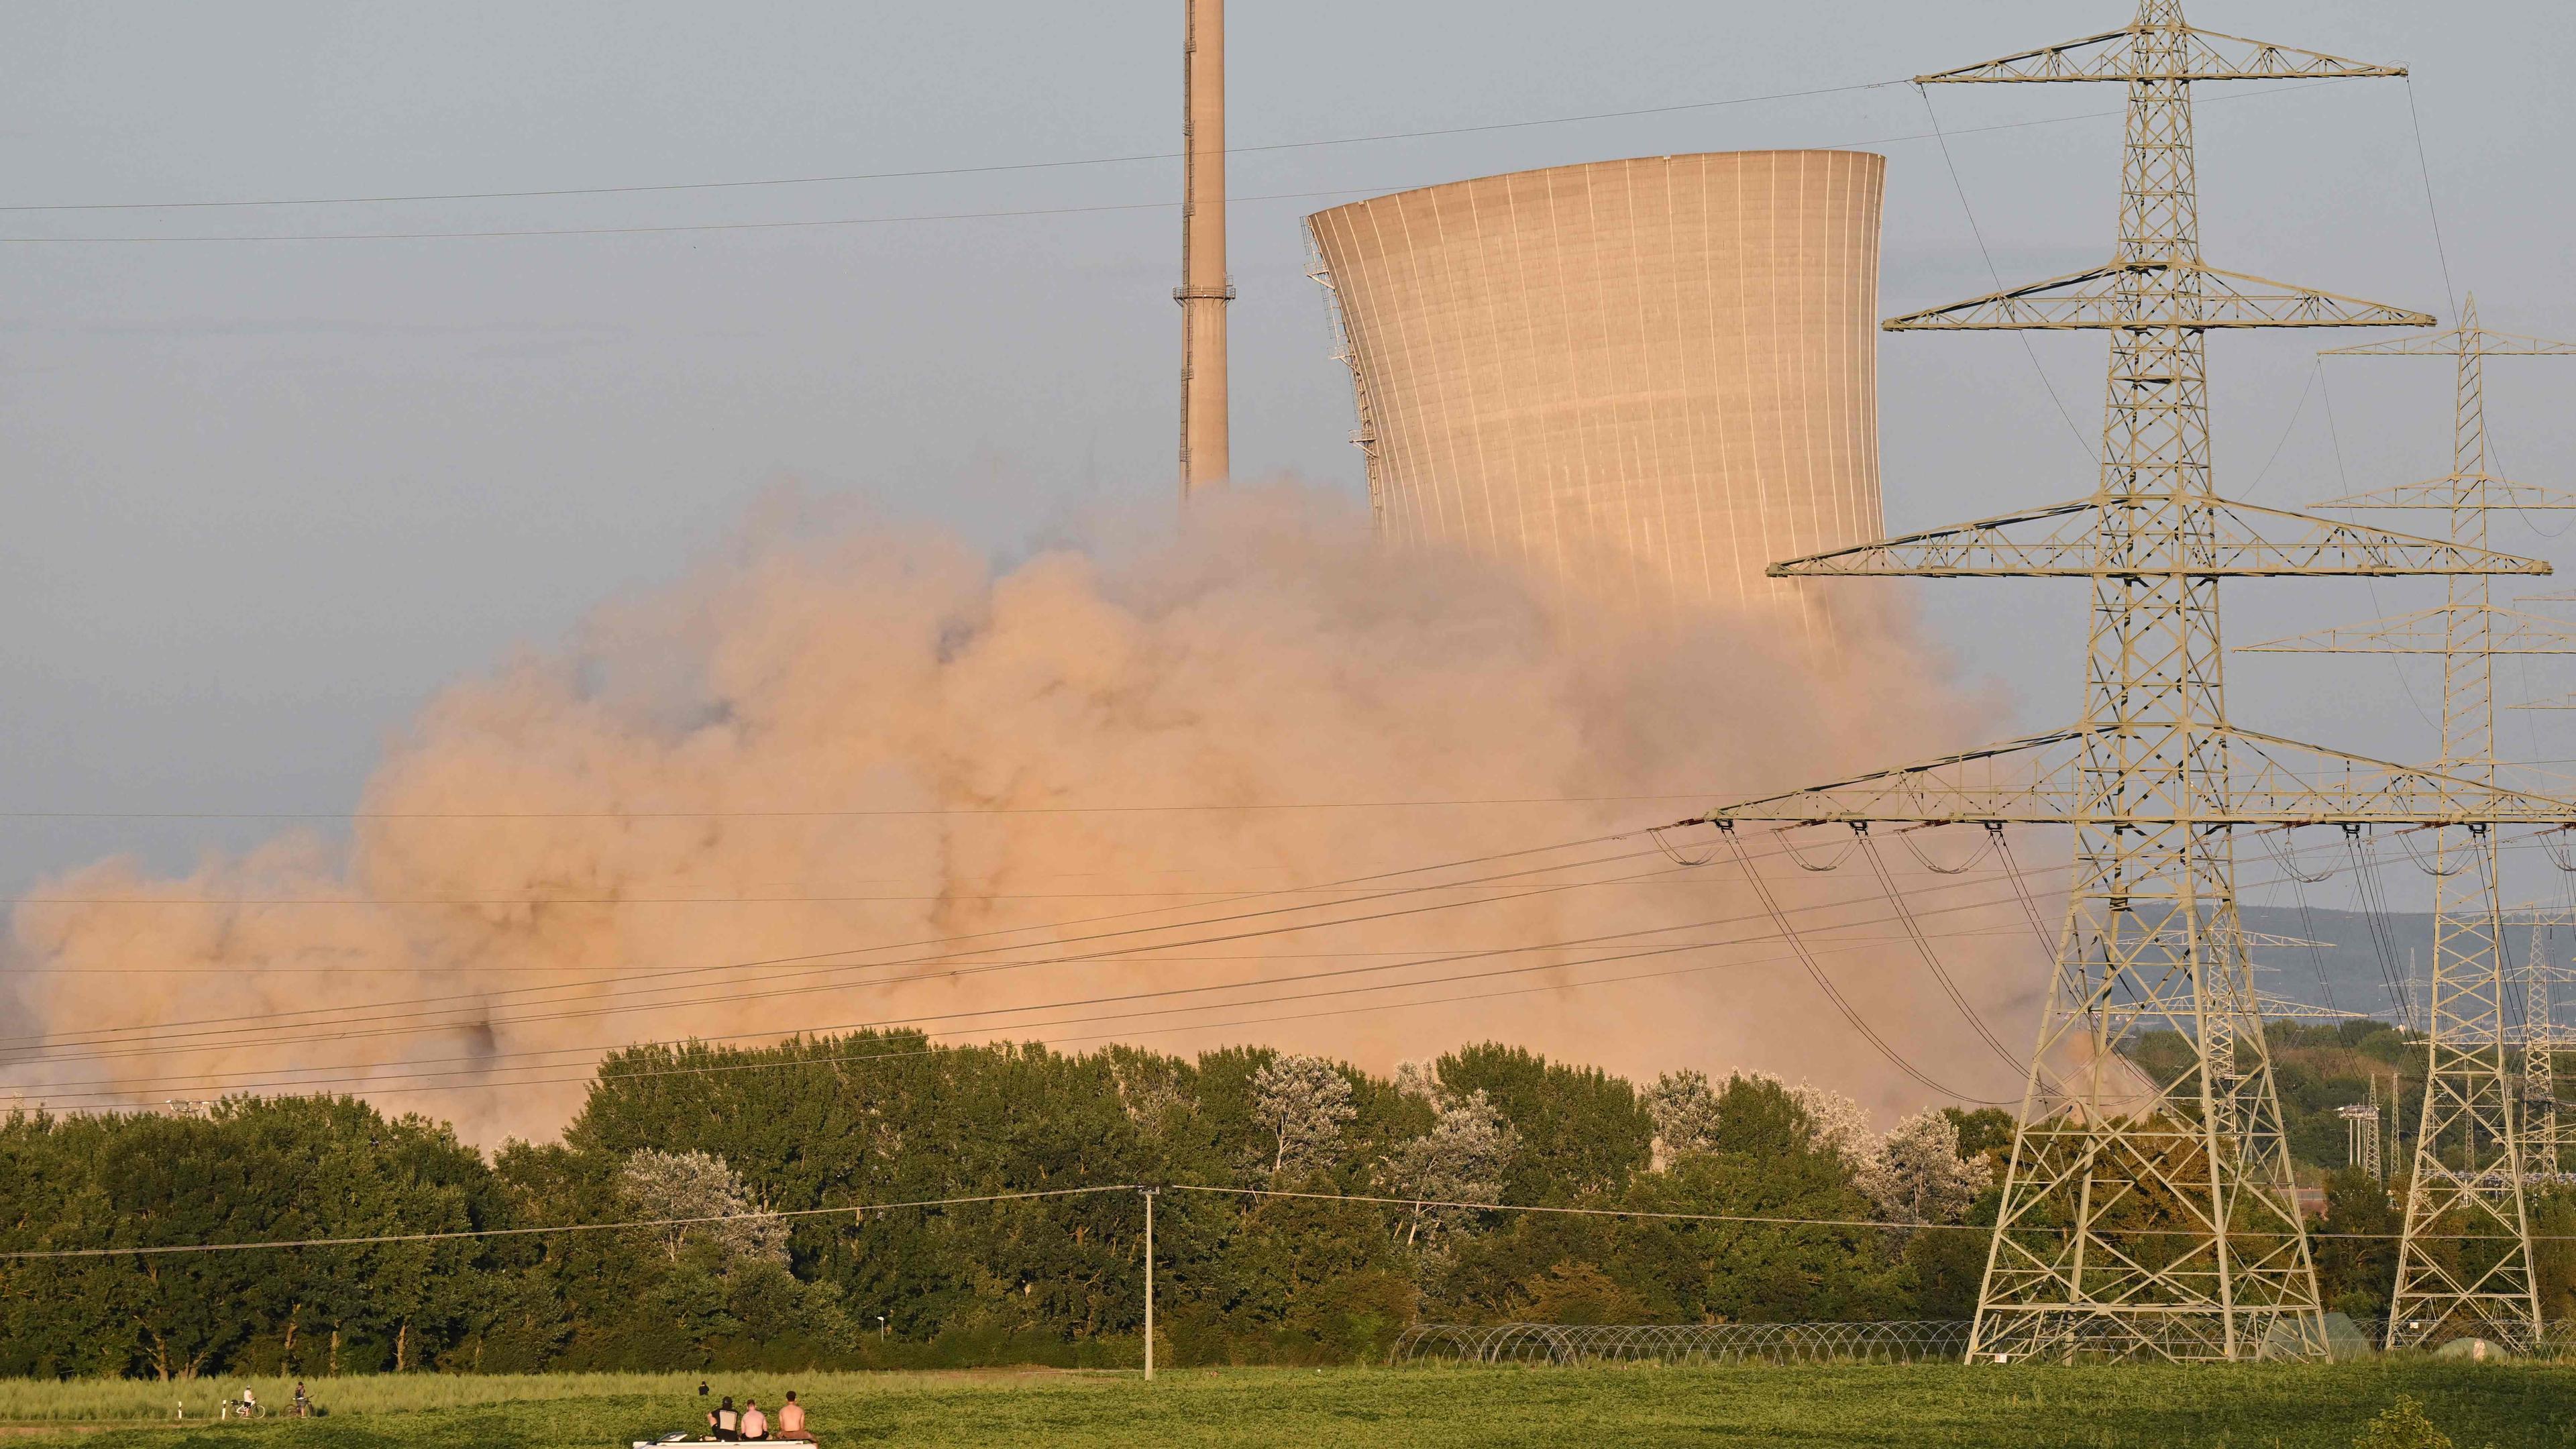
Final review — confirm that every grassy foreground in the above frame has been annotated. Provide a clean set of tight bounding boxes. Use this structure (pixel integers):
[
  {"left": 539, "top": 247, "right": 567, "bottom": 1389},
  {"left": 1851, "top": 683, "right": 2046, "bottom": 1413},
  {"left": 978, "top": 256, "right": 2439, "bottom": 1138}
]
[{"left": 0, "top": 1361, "right": 2568, "bottom": 1448}]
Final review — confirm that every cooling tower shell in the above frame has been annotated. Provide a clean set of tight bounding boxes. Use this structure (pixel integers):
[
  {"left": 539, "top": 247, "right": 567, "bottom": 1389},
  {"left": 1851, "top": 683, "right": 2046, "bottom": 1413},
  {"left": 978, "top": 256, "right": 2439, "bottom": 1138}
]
[{"left": 1308, "top": 150, "right": 1886, "bottom": 621}]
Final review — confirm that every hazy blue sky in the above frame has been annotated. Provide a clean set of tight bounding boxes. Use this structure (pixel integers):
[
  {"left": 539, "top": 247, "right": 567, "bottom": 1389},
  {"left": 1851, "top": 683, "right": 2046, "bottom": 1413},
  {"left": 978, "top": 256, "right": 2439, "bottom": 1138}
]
[{"left": 3, "top": 1, "right": 2573, "bottom": 901}]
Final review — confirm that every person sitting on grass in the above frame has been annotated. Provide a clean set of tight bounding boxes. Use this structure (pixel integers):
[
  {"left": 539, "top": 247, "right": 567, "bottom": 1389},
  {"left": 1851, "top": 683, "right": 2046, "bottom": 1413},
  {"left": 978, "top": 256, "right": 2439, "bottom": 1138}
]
[
  {"left": 776, "top": 1392, "right": 814, "bottom": 1443},
  {"left": 741, "top": 1399, "right": 767, "bottom": 1442},
  {"left": 708, "top": 1395, "right": 740, "bottom": 1441}
]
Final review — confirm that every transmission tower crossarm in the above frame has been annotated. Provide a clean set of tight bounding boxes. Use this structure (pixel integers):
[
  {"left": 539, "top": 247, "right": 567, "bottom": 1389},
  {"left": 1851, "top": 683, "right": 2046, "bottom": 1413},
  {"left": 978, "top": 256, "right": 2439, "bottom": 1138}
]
[
  {"left": 2324, "top": 327, "right": 2576, "bottom": 357},
  {"left": 2258, "top": 996, "right": 2373, "bottom": 1020},
  {"left": 2312, "top": 474, "right": 2576, "bottom": 513},
  {"left": 2240, "top": 605, "right": 2576, "bottom": 655},
  {"left": 1762, "top": 496, "right": 2549, "bottom": 578},
  {"left": 1672, "top": 722, "right": 2576, "bottom": 829},
  {"left": 1915, "top": 19, "right": 2400, "bottom": 85},
  {"left": 1883, "top": 261, "right": 2434, "bottom": 331},
  {"left": 2243, "top": 932, "right": 2332, "bottom": 951}
]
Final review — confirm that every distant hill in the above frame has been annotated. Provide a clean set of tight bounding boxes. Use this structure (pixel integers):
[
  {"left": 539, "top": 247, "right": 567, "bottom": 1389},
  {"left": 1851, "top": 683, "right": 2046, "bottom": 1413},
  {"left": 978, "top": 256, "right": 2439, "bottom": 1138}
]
[{"left": 2241, "top": 905, "right": 2436, "bottom": 1024}]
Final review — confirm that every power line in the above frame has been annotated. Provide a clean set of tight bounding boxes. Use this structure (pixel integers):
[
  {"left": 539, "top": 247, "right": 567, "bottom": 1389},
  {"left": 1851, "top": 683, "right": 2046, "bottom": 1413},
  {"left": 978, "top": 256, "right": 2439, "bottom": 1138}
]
[
  {"left": 9, "top": 866, "right": 2055, "bottom": 1104},
  {"left": 0, "top": 80, "right": 2358, "bottom": 246},
  {"left": 0, "top": 928, "right": 2077, "bottom": 975},
  {"left": 0, "top": 836, "right": 1693, "bottom": 1057},
  {"left": 10, "top": 866, "right": 1741, "bottom": 902},
  {"left": 1915, "top": 85, "right": 2099, "bottom": 468},
  {"left": 7, "top": 857, "right": 2015, "bottom": 908},
  {"left": 0, "top": 80, "right": 1898, "bottom": 214},
  {"left": 15, "top": 924, "right": 2011, "bottom": 1108},
  {"left": 11, "top": 834, "right": 2437, "bottom": 1111},
  {"left": 0, "top": 1185, "right": 1131, "bottom": 1261},
  {"left": 1858, "top": 833, "right": 2037, "bottom": 1083},
  {"left": 2245, "top": 361, "right": 2322, "bottom": 496},
  {"left": 1175, "top": 1184, "right": 2503, "bottom": 1242},
  {"left": 0, "top": 858, "right": 1733, "bottom": 1079},
  {"left": 16, "top": 881, "right": 1784, "bottom": 1091},
  {"left": 0, "top": 790, "right": 1732, "bottom": 822},
  {"left": 0, "top": 823, "right": 2426, "bottom": 1091},
  {"left": 1, "top": 822, "right": 2045, "bottom": 1077},
  {"left": 4, "top": 826, "right": 2080, "bottom": 1099},
  {"left": 0, "top": 1175, "right": 2538, "bottom": 1263},
  {"left": 0, "top": 818, "right": 2490, "bottom": 1069},
  {"left": 1721, "top": 829, "right": 1970, "bottom": 1099},
  {"left": 2402, "top": 78, "right": 2459, "bottom": 319},
  {"left": 0, "top": 184, "right": 1344, "bottom": 246},
  {"left": 0, "top": 838, "right": 1668, "bottom": 1058}
]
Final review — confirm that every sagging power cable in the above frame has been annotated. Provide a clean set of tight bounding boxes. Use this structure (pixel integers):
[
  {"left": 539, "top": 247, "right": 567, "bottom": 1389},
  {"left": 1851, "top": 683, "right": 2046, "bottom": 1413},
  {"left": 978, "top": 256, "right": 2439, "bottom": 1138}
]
[
  {"left": 1721, "top": 827, "right": 1991, "bottom": 1102},
  {"left": 1856, "top": 831, "right": 2038, "bottom": 1084},
  {"left": 2345, "top": 830, "right": 2421, "bottom": 1033}
]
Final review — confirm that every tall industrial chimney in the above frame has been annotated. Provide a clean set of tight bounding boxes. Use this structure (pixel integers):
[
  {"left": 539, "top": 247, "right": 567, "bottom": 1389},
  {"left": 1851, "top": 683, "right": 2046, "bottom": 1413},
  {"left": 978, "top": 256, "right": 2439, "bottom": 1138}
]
[{"left": 1177, "top": 0, "right": 1229, "bottom": 494}]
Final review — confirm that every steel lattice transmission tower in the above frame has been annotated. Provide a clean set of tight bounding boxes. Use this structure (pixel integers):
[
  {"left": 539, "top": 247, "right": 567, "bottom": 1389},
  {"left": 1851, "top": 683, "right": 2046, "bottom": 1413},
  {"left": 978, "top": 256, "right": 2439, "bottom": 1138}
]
[
  {"left": 2506, "top": 690, "right": 2576, "bottom": 1176},
  {"left": 2243, "top": 299, "right": 2576, "bottom": 1348},
  {"left": 2510, "top": 918, "right": 2575, "bottom": 1179},
  {"left": 1668, "top": 2, "right": 2575, "bottom": 1362}
]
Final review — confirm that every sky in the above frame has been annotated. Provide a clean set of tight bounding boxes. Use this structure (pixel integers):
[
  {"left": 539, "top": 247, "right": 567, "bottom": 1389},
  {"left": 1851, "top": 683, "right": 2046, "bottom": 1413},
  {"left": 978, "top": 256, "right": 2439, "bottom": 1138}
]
[{"left": 3, "top": 0, "right": 2574, "bottom": 908}]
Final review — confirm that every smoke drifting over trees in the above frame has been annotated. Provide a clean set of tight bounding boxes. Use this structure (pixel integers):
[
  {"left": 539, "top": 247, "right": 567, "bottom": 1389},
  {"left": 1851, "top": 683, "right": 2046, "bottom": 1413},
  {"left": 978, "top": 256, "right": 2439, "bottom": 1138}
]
[{"left": 3, "top": 485, "right": 2033, "bottom": 1140}]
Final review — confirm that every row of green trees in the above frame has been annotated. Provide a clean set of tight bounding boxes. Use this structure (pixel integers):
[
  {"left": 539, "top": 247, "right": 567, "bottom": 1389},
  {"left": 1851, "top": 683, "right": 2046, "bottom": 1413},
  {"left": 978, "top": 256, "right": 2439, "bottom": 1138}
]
[
  {"left": 5, "top": 1026, "right": 2558, "bottom": 1379},
  {"left": 0, "top": 1035, "right": 2012, "bottom": 1378}
]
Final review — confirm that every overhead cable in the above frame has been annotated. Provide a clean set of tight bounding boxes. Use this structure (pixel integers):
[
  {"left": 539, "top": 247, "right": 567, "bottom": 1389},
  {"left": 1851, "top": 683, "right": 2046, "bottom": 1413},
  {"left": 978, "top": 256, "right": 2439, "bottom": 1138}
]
[
  {"left": 0, "top": 830, "right": 1651, "bottom": 1054},
  {"left": 0, "top": 74, "right": 2349, "bottom": 220},
  {"left": 12, "top": 870, "right": 2055, "bottom": 1105},
  {"left": 0, "top": 80, "right": 2358, "bottom": 246},
  {"left": 1856, "top": 832, "right": 2039, "bottom": 1083},
  {"left": 1721, "top": 828, "right": 1977, "bottom": 1099},
  {"left": 0, "top": 80, "right": 1896, "bottom": 214},
  {"left": 0, "top": 1177, "right": 2548, "bottom": 1262},
  {"left": 1916, "top": 85, "right": 2100, "bottom": 466},
  {"left": 0, "top": 1185, "right": 1132, "bottom": 1261}
]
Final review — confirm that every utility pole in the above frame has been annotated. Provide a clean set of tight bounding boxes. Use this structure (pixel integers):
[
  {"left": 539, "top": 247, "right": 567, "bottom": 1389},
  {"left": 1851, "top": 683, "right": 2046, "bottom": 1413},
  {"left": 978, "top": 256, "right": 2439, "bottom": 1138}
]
[
  {"left": 1176, "top": 0, "right": 1230, "bottom": 496},
  {"left": 2385, "top": 1073, "right": 2398, "bottom": 1187},
  {"left": 1670, "top": 2, "right": 2571, "bottom": 1362},
  {"left": 2371, "top": 1074, "right": 2387, "bottom": 1183},
  {"left": 2340, "top": 1082, "right": 2381, "bottom": 1183},
  {"left": 1141, "top": 1187, "right": 1159, "bottom": 1382},
  {"left": 2244, "top": 299, "right": 2576, "bottom": 1350}
]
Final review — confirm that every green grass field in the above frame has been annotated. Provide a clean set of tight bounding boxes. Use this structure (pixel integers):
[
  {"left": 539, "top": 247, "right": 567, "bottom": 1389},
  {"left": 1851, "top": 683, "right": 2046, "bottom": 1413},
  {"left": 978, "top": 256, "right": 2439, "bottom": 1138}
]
[{"left": 0, "top": 1362, "right": 2565, "bottom": 1448}]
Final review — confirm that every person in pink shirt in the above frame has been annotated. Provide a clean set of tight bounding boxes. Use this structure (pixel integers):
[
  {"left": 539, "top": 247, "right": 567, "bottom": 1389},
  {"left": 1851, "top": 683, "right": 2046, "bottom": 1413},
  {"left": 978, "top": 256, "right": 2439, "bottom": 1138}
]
[{"left": 739, "top": 1399, "right": 768, "bottom": 1442}]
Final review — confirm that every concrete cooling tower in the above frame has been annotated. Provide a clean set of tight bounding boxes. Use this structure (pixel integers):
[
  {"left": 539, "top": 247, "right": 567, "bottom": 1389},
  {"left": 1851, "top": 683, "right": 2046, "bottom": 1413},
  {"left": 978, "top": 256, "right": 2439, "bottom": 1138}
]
[{"left": 1307, "top": 150, "right": 1886, "bottom": 628}]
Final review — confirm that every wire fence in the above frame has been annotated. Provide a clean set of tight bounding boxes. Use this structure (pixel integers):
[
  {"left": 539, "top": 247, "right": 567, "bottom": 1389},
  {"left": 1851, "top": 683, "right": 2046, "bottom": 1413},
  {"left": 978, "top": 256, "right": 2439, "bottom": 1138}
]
[
  {"left": 1393, "top": 1318, "right": 2576, "bottom": 1367},
  {"left": 1390, "top": 1321, "right": 1972, "bottom": 1367}
]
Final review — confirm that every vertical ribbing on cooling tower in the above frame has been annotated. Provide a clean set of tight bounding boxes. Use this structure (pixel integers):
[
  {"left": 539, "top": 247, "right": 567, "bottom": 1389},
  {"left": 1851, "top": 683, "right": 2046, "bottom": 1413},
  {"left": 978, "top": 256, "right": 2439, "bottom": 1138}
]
[{"left": 1307, "top": 151, "right": 1886, "bottom": 630}]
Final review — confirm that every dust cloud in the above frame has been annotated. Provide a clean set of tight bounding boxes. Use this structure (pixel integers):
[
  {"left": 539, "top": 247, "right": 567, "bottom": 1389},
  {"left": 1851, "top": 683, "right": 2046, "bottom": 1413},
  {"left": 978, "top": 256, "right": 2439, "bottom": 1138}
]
[{"left": 2, "top": 484, "right": 2043, "bottom": 1142}]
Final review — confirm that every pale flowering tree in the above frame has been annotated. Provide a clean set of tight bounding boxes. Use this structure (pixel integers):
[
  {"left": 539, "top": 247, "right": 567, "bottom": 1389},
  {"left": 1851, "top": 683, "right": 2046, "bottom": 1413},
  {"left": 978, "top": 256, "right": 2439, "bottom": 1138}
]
[
  {"left": 1109, "top": 1052, "right": 1193, "bottom": 1128},
  {"left": 1376, "top": 1087, "right": 1519, "bottom": 1246},
  {"left": 1648, "top": 1068, "right": 1880, "bottom": 1171},
  {"left": 1786, "top": 1082, "right": 1879, "bottom": 1175},
  {"left": 1851, "top": 1110, "right": 1994, "bottom": 1225},
  {"left": 1392, "top": 1059, "right": 1442, "bottom": 1104},
  {"left": 1248, "top": 1053, "right": 1357, "bottom": 1175},
  {"left": 1644, "top": 1069, "right": 1725, "bottom": 1164},
  {"left": 620, "top": 1148, "right": 789, "bottom": 1265}
]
